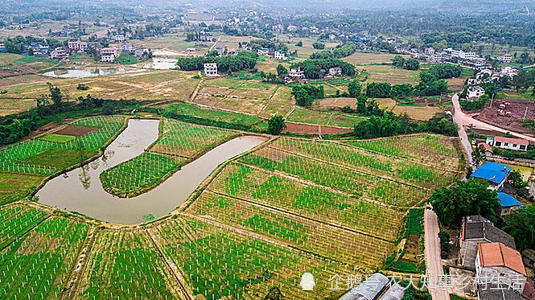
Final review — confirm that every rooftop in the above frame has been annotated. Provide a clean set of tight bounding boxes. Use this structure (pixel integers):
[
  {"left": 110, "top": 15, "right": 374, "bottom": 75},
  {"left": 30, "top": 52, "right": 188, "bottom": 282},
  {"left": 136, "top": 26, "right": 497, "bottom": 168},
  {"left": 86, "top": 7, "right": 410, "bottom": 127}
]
[
  {"left": 463, "top": 216, "right": 516, "bottom": 249},
  {"left": 470, "top": 162, "right": 512, "bottom": 185},
  {"left": 479, "top": 288, "right": 522, "bottom": 300},
  {"left": 495, "top": 136, "right": 529, "bottom": 146},
  {"left": 497, "top": 192, "right": 523, "bottom": 208},
  {"left": 478, "top": 242, "right": 526, "bottom": 276}
]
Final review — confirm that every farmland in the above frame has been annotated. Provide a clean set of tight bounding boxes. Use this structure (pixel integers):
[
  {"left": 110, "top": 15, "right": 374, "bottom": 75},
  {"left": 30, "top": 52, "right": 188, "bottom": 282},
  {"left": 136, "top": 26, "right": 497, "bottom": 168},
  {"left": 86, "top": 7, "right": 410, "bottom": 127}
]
[{"left": 0, "top": 128, "right": 464, "bottom": 299}]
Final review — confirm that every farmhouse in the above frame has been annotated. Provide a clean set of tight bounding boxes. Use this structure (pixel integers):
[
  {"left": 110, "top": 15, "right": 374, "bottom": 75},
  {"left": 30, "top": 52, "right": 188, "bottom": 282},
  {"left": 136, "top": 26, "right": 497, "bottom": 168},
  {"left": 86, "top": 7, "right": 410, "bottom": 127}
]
[
  {"left": 497, "top": 54, "right": 513, "bottom": 63},
  {"left": 467, "top": 86, "right": 485, "bottom": 100},
  {"left": 257, "top": 48, "right": 269, "bottom": 56},
  {"left": 204, "top": 63, "right": 218, "bottom": 76},
  {"left": 486, "top": 136, "right": 529, "bottom": 152},
  {"left": 100, "top": 48, "right": 118, "bottom": 63},
  {"left": 50, "top": 47, "right": 68, "bottom": 60},
  {"left": 470, "top": 162, "right": 512, "bottom": 190},
  {"left": 497, "top": 192, "right": 523, "bottom": 216},
  {"left": 288, "top": 67, "right": 305, "bottom": 79},
  {"left": 476, "top": 242, "right": 526, "bottom": 293},
  {"left": 274, "top": 50, "right": 286, "bottom": 60},
  {"left": 328, "top": 67, "right": 342, "bottom": 77},
  {"left": 459, "top": 215, "right": 516, "bottom": 268}
]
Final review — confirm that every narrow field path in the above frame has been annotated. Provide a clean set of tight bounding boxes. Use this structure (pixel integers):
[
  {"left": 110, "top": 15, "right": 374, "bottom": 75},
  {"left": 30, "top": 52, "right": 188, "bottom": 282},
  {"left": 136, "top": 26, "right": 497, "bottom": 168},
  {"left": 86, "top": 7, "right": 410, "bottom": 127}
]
[
  {"left": 424, "top": 209, "right": 449, "bottom": 300},
  {"left": 145, "top": 230, "right": 194, "bottom": 299},
  {"left": 0, "top": 215, "right": 50, "bottom": 252},
  {"left": 257, "top": 84, "right": 280, "bottom": 116}
]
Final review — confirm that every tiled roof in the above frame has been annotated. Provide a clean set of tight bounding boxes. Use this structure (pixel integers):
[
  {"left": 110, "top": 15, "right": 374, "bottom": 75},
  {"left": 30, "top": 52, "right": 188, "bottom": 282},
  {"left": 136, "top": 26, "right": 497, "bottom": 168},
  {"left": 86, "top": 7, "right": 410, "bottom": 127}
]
[
  {"left": 463, "top": 218, "right": 516, "bottom": 249},
  {"left": 495, "top": 136, "right": 529, "bottom": 146},
  {"left": 478, "top": 243, "right": 526, "bottom": 276}
]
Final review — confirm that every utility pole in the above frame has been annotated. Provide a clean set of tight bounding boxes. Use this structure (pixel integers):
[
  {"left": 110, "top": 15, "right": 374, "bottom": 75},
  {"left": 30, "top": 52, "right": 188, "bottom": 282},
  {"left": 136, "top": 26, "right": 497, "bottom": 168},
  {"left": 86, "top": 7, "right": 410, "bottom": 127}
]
[{"left": 523, "top": 106, "right": 529, "bottom": 120}]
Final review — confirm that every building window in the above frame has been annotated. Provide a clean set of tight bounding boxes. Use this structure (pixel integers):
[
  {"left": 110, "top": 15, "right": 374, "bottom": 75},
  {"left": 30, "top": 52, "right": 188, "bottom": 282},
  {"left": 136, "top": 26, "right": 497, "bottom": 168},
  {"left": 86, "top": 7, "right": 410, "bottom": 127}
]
[
  {"left": 496, "top": 142, "right": 501, "bottom": 146},
  {"left": 520, "top": 145, "right": 526, "bottom": 150}
]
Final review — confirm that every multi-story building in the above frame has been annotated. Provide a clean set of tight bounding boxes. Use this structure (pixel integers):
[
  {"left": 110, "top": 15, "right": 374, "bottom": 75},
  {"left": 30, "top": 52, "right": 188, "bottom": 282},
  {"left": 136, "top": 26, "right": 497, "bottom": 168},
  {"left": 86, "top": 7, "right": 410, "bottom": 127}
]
[
  {"left": 274, "top": 50, "right": 286, "bottom": 60},
  {"left": 476, "top": 242, "right": 526, "bottom": 293},
  {"left": 204, "top": 63, "right": 218, "bottom": 76}
]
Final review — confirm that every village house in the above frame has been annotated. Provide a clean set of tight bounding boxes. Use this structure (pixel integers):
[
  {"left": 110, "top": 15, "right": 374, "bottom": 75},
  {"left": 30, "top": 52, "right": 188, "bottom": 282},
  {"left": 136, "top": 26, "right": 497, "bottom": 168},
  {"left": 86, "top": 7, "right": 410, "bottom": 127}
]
[
  {"left": 287, "top": 67, "right": 305, "bottom": 80},
  {"left": 467, "top": 86, "right": 485, "bottom": 100},
  {"left": 68, "top": 40, "right": 80, "bottom": 51},
  {"left": 203, "top": 63, "right": 218, "bottom": 76},
  {"left": 257, "top": 48, "right": 269, "bottom": 56},
  {"left": 100, "top": 47, "right": 118, "bottom": 63},
  {"left": 328, "top": 67, "right": 342, "bottom": 77},
  {"left": 339, "top": 273, "right": 391, "bottom": 300},
  {"left": 470, "top": 162, "right": 512, "bottom": 190},
  {"left": 115, "top": 35, "right": 125, "bottom": 42},
  {"left": 497, "top": 192, "right": 524, "bottom": 216},
  {"left": 50, "top": 47, "right": 68, "bottom": 60},
  {"left": 214, "top": 46, "right": 226, "bottom": 57},
  {"left": 30, "top": 43, "right": 49, "bottom": 56},
  {"left": 476, "top": 242, "right": 527, "bottom": 294},
  {"left": 486, "top": 136, "right": 529, "bottom": 152},
  {"left": 459, "top": 215, "right": 516, "bottom": 268},
  {"left": 497, "top": 54, "right": 513, "bottom": 63},
  {"left": 274, "top": 50, "right": 286, "bottom": 60}
]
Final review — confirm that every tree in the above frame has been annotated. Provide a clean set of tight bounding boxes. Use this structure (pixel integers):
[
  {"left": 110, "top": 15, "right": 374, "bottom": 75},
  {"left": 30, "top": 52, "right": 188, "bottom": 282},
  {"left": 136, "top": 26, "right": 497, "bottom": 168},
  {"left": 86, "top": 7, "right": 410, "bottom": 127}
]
[
  {"left": 276, "top": 64, "right": 288, "bottom": 77},
  {"left": 503, "top": 204, "right": 535, "bottom": 251},
  {"left": 296, "top": 41, "right": 303, "bottom": 47},
  {"left": 268, "top": 115, "right": 286, "bottom": 135},
  {"left": 403, "top": 58, "right": 420, "bottom": 71},
  {"left": 392, "top": 55, "right": 406, "bottom": 68},
  {"left": 356, "top": 95, "right": 367, "bottom": 114},
  {"left": 438, "top": 231, "right": 451, "bottom": 258},
  {"left": 348, "top": 81, "right": 362, "bottom": 97},
  {"left": 428, "top": 179, "right": 501, "bottom": 227},
  {"left": 312, "top": 42, "right": 325, "bottom": 49},
  {"left": 47, "top": 83, "right": 63, "bottom": 106}
]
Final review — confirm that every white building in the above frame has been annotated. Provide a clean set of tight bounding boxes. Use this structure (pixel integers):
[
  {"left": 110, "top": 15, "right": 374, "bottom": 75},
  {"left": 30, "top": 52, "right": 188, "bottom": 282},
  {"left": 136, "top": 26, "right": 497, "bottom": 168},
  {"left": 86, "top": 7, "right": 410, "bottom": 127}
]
[
  {"left": 476, "top": 242, "right": 526, "bottom": 293},
  {"left": 68, "top": 40, "right": 80, "bottom": 51},
  {"left": 115, "top": 35, "right": 125, "bottom": 42},
  {"left": 288, "top": 67, "right": 305, "bottom": 79},
  {"left": 257, "top": 48, "right": 269, "bottom": 56},
  {"left": 328, "top": 67, "right": 342, "bottom": 77},
  {"left": 274, "top": 50, "right": 286, "bottom": 60},
  {"left": 204, "top": 63, "right": 218, "bottom": 76},
  {"left": 467, "top": 86, "right": 485, "bottom": 100},
  {"left": 50, "top": 47, "right": 68, "bottom": 60},
  {"left": 486, "top": 136, "right": 529, "bottom": 152},
  {"left": 100, "top": 54, "right": 115, "bottom": 63},
  {"left": 497, "top": 54, "right": 513, "bottom": 63}
]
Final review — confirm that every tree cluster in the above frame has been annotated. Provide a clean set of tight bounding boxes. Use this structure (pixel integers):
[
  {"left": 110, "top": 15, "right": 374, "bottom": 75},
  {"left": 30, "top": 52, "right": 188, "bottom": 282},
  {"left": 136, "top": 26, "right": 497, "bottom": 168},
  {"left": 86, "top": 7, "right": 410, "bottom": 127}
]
[
  {"left": 428, "top": 64, "right": 463, "bottom": 79},
  {"left": 392, "top": 55, "right": 420, "bottom": 71},
  {"left": 291, "top": 85, "right": 325, "bottom": 107},
  {"left": 310, "top": 44, "right": 358, "bottom": 59},
  {"left": 289, "top": 59, "right": 355, "bottom": 79},
  {"left": 176, "top": 51, "right": 258, "bottom": 73}
]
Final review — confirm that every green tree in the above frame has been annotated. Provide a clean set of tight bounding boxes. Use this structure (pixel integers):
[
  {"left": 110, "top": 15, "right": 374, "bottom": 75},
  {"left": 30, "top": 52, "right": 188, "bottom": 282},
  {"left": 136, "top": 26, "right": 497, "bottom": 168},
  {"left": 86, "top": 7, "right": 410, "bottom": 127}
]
[
  {"left": 403, "top": 58, "right": 420, "bottom": 71},
  {"left": 392, "top": 55, "right": 406, "bottom": 68},
  {"left": 312, "top": 42, "right": 325, "bottom": 49},
  {"left": 276, "top": 64, "right": 288, "bottom": 77},
  {"left": 356, "top": 95, "right": 367, "bottom": 114},
  {"left": 503, "top": 204, "right": 535, "bottom": 251},
  {"left": 268, "top": 115, "right": 286, "bottom": 135},
  {"left": 47, "top": 83, "right": 63, "bottom": 106},
  {"left": 428, "top": 179, "right": 501, "bottom": 227},
  {"left": 348, "top": 81, "right": 362, "bottom": 97}
]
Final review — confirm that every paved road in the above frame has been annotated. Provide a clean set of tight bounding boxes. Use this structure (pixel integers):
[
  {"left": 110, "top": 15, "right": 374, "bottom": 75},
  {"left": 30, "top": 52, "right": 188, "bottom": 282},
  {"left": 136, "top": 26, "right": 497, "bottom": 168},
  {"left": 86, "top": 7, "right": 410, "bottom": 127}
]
[
  {"left": 424, "top": 209, "right": 450, "bottom": 300},
  {"left": 452, "top": 94, "right": 473, "bottom": 166}
]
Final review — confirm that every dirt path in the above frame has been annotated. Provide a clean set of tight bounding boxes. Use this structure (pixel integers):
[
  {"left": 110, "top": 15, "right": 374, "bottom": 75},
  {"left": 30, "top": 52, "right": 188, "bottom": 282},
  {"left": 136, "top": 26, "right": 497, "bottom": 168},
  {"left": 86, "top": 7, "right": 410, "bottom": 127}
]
[
  {"left": 424, "top": 209, "right": 450, "bottom": 300},
  {"left": 64, "top": 226, "right": 100, "bottom": 299},
  {"left": 452, "top": 94, "right": 473, "bottom": 167}
]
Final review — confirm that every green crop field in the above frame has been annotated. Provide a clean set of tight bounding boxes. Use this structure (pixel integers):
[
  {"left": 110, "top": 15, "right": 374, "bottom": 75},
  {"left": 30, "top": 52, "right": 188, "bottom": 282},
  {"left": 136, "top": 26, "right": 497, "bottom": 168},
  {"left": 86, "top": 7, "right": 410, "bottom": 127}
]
[{"left": 160, "top": 103, "right": 262, "bottom": 127}]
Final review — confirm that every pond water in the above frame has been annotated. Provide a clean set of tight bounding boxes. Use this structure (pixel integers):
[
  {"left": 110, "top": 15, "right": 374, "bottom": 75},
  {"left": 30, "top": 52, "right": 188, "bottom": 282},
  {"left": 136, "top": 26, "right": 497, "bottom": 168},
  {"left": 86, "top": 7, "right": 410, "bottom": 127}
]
[
  {"left": 42, "top": 68, "right": 145, "bottom": 78},
  {"left": 37, "top": 119, "right": 266, "bottom": 224},
  {"left": 144, "top": 58, "right": 178, "bottom": 70}
]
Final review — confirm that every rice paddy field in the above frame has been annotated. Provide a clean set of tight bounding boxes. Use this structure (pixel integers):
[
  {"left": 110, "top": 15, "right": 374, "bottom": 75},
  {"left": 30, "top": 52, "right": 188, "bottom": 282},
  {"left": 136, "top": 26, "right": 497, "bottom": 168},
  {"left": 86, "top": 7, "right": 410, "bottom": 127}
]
[{"left": 0, "top": 107, "right": 464, "bottom": 299}]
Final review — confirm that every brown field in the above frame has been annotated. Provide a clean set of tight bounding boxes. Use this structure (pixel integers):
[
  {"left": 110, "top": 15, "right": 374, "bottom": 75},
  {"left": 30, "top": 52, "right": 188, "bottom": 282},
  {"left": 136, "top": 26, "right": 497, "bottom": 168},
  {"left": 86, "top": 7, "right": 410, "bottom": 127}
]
[
  {"left": 362, "top": 65, "right": 420, "bottom": 85},
  {"left": 317, "top": 97, "right": 357, "bottom": 109},
  {"left": 0, "top": 70, "right": 201, "bottom": 114},
  {"left": 55, "top": 125, "right": 101, "bottom": 136},
  {"left": 392, "top": 104, "right": 443, "bottom": 121},
  {"left": 375, "top": 98, "right": 398, "bottom": 110},
  {"left": 283, "top": 121, "right": 353, "bottom": 135},
  {"left": 447, "top": 77, "right": 467, "bottom": 91},
  {"left": 343, "top": 52, "right": 411, "bottom": 66},
  {"left": 475, "top": 98, "right": 535, "bottom": 135},
  {"left": 260, "top": 86, "right": 294, "bottom": 118}
]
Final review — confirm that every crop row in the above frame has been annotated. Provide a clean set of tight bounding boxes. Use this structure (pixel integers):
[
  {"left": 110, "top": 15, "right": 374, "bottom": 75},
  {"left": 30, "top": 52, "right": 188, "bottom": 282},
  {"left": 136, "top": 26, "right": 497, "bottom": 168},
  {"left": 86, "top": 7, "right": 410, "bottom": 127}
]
[
  {"left": 0, "top": 215, "right": 89, "bottom": 299},
  {"left": 150, "top": 118, "right": 238, "bottom": 158},
  {"left": 78, "top": 230, "right": 180, "bottom": 299},
  {"left": 208, "top": 163, "right": 404, "bottom": 241},
  {"left": 269, "top": 137, "right": 460, "bottom": 188},
  {"left": 187, "top": 191, "right": 393, "bottom": 267},
  {"left": 238, "top": 148, "right": 430, "bottom": 207},
  {"left": 152, "top": 216, "right": 355, "bottom": 299},
  {"left": 100, "top": 152, "right": 185, "bottom": 197},
  {"left": 0, "top": 205, "right": 48, "bottom": 248},
  {"left": 345, "top": 133, "right": 461, "bottom": 167}
]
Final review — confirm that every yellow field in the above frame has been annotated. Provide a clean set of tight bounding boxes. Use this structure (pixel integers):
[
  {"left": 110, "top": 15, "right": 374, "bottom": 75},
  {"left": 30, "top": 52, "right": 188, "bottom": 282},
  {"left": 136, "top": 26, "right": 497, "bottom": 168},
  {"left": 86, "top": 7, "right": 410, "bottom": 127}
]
[
  {"left": 362, "top": 65, "right": 420, "bottom": 85},
  {"left": 392, "top": 104, "right": 443, "bottom": 121},
  {"left": 343, "top": 52, "right": 411, "bottom": 66}
]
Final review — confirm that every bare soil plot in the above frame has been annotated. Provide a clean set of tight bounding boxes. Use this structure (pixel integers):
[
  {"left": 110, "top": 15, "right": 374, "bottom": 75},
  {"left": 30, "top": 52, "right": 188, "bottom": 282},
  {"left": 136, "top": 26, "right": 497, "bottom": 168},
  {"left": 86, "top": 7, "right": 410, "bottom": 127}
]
[
  {"left": 55, "top": 125, "right": 101, "bottom": 137},
  {"left": 318, "top": 97, "right": 357, "bottom": 109},
  {"left": 474, "top": 98, "right": 535, "bottom": 135},
  {"left": 260, "top": 86, "right": 294, "bottom": 118},
  {"left": 283, "top": 121, "right": 352, "bottom": 135}
]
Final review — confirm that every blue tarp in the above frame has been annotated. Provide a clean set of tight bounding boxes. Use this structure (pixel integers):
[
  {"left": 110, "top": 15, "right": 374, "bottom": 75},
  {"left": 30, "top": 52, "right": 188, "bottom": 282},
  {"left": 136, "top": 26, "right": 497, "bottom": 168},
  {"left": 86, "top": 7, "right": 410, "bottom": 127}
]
[
  {"left": 471, "top": 162, "right": 512, "bottom": 185},
  {"left": 498, "top": 192, "right": 523, "bottom": 208}
]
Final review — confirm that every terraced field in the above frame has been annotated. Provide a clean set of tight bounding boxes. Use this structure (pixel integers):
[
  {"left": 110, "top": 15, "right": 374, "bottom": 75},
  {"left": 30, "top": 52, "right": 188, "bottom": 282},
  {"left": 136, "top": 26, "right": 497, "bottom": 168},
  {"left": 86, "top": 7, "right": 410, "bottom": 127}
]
[{"left": 0, "top": 130, "right": 463, "bottom": 299}]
